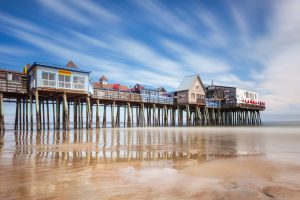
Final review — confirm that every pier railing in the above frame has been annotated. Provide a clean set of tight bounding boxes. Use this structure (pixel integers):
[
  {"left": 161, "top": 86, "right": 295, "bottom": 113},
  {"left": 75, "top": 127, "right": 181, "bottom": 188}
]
[
  {"left": 93, "top": 90, "right": 174, "bottom": 105},
  {"left": 0, "top": 71, "right": 27, "bottom": 94},
  {"left": 222, "top": 102, "right": 265, "bottom": 110}
]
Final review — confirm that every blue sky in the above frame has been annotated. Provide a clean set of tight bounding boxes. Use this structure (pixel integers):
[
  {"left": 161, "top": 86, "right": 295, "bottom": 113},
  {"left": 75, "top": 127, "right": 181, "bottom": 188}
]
[{"left": 0, "top": 0, "right": 300, "bottom": 121}]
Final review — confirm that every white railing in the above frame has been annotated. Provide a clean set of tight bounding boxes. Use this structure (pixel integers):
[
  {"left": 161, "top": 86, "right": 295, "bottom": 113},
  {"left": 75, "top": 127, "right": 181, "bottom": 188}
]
[
  {"left": 59, "top": 81, "right": 71, "bottom": 89},
  {"left": 73, "top": 83, "right": 85, "bottom": 90},
  {"left": 42, "top": 79, "right": 56, "bottom": 88}
]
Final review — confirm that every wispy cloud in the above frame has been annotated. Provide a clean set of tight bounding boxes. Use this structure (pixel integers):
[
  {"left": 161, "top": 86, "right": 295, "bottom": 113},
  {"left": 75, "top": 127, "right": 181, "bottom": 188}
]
[
  {"left": 161, "top": 39, "right": 230, "bottom": 74},
  {"left": 37, "top": 0, "right": 92, "bottom": 25},
  {"left": 135, "top": 1, "right": 200, "bottom": 40},
  {"left": 70, "top": 0, "right": 120, "bottom": 22},
  {"left": 251, "top": 0, "right": 300, "bottom": 115},
  {"left": 229, "top": 2, "right": 251, "bottom": 36}
]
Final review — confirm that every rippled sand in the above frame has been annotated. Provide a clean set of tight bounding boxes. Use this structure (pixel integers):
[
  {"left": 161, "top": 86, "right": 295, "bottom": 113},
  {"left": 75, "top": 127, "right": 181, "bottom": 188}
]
[{"left": 0, "top": 126, "right": 300, "bottom": 200}]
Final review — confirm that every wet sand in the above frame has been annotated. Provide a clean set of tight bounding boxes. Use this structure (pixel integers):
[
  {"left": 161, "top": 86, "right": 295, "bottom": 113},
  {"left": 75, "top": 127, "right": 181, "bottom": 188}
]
[{"left": 0, "top": 126, "right": 300, "bottom": 200}]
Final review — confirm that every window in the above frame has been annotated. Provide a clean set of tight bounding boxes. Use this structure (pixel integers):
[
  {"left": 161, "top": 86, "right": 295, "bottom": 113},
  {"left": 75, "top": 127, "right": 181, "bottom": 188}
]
[
  {"left": 73, "top": 76, "right": 85, "bottom": 90},
  {"left": 42, "top": 72, "right": 55, "bottom": 80},
  {"left": 196, "top": 94, "right": 200, "bottom": 98},
  {"left": 6, "top": 74, "right": 20, "bottom": 82},
  {"left": 42, "top": 71, "right": 56, "bottom": 87},
  {"left": 0, "top": 73, "right": 6, "bottom": 79},
  {"left": 191, "top": 93, "right": 195, "bottom": 99},
  {"left": 59, "top": 74, "right": 71, "bottom": 89},
  {"left": 246, "top": 92, "right": 249, "bottom": 98}
]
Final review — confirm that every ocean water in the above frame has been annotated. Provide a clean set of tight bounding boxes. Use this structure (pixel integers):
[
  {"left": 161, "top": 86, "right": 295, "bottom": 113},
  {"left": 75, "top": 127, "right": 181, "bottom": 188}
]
[{"left": 1, "top": 126, "right": 300, "bottom": 200}]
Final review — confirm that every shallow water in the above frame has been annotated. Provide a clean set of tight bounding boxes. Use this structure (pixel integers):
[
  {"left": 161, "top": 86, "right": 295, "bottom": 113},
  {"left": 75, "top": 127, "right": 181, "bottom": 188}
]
[{"left": 1, "top": 126, "right": 300, "bottom": 200}]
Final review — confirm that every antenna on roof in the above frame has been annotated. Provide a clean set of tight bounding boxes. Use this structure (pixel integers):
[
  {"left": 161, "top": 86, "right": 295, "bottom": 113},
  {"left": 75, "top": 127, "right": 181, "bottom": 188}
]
[{"left": 211, "top": 80, "right": 214, "bottom": 86}]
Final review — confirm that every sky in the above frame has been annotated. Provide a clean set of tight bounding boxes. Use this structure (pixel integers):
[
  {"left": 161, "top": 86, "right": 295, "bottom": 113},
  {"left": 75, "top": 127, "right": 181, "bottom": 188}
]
[{"left": 0, "top": 0, "right": 299, "bottom": 121}]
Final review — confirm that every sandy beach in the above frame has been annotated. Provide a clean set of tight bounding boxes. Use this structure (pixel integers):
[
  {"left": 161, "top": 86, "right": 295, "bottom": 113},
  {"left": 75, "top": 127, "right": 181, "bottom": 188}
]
[{"left": 0, "top": 126, "right": 300, "bottom": 199}]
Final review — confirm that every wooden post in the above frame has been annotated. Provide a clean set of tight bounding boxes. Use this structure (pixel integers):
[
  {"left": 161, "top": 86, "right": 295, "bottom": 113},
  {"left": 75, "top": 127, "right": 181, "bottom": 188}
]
[
  {"left": 140, "top": 103, "right": 145, "bottom": 127},
  {"left": 153, "top": 104, "right": 157, "bottom": 126},
  {"left": 127, "top": 102, "right": 131, "bottom": 127},
  {"left": 0, "top": 93, "right": 4, "bottom": 132},
  {"left": 258, "top": 111, "right": 261, "bottom": 125},
  {"left": 117, "top": 104, "right": 120, "bottom": 127},
  {"left": 80, "top": 101, "right": 83, "bottom": 129},
  {"left": 63, "top": 93, "right": 68, "bottom": 130},
  {"left": 96, "top": 99, "right": 100, "bottom": 129},
  {"left": 46, "top": 99, "right": 49, "bottom": 130},
  {"left": 73, "top": 99, "right": 77, "bottom": 129},
  {"left": 22, "top": 97, "right": 25, "bottom": 130},
  {"left": 205, "top": 107, "right": 210, "bottom": 125},
  {"left": 14, "top": 98, "right": 19, "bottom": 130},
  {"left": 186, "top": 105, "right": 190, "bottom": 126},
  {"left": 198, "top": 107, "right": 202, "bottom": 126},
  {"left": 171, "top": 107, "right": 175, "bottom": 126},
  {"left": 19, "top": 98, "right": 22, "bottom": 130},
  {"left": 111, "top": 101, "right": 115, "bottom": 128},
  {"left": 35, "top": 90, "right": 40, "bottom": 131},
  {"left": 164, "top": 105, "right": 168, "bottom": 126},
  {"left": 177, "top": 106, "right": 180, "bottom": 126},
  {"left": 139, "top": 104, "right": 142, "bottom": 127},
  {"left": 77, "top": 98, "right": 81, "bottom": 129},
  {"left": 42, "top": 100, "right": 45, "bottom": 130},
  {"left": 157, "top": 107, "right": 160, "bottom": 126},
  {"left": 18, "top": 99, "right": 22, "bottom": 130},
  {"left": 56, "top": 96, "right": 60, "bottom": 130},
  {"left": 52, "top": 98, "right": 55, "bottom": 130},
  {"left": 30, "top": 95, "right": 33, "bottom": 131},
  {"left": 149, "top": 106, "right": 152, "bottom": 126},
  {"left": 102, "top": 104, "right": 106, "bottom": 128},
  {"left": 86, "top": 95, "right": 91, "bottom": 130},
  {"left": 85, "top": 98, "right": 88, "bottom": 129},
  {"left": 124, "top": 104, "right": 126, "bottom": 127},
  {"left": 25, "top": 96, "right": 28, "bottom": 131},
  {"left": 136, "top": 106, "right": 139, "bottom": 127},
  {"left": 131, "top": 106, "right": 134, "bottom": 126},
  {"left": 68, "top": 101, "right": 70, "bottom": 129},
  {"left": 217, "top": 109, "right": 221, "bottom": 125}
]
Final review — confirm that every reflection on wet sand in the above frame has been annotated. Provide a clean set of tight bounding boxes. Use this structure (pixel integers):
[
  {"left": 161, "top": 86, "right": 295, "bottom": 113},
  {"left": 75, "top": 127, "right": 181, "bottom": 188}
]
[
  {"left": 1, "top": 127, "right": 300, "bottom": 200},
  {"left": 11, "top": 128, "right": 243, "bottom": 165}
]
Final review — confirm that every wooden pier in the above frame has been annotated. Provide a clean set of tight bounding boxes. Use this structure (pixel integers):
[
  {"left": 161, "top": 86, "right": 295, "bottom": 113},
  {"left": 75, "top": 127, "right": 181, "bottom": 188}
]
[{"left": 0, "top": 62, "right": 265, "bottom": 132}]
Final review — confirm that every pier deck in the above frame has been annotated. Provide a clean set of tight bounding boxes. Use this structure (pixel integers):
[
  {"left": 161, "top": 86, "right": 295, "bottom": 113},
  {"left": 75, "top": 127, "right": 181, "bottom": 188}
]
[{"left": 0, "top": 67, "right": 265, "bottom": 132}]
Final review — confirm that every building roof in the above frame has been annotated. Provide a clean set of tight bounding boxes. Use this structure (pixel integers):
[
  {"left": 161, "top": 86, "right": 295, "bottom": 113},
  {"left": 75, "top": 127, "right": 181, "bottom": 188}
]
[
  {"left": 27, "top": 62, "right": 92, "bottom": 74},
  {"left": 66, "top": 60, "right": 78, "bottom": 68},
  {"left": 176, "top": 74, "right": 205, "bottom": 91},
  {"left": 133, "top": 83, "right": 157, "bottom": 91},
  {"left": 93, "top": 82, "right": 129, "bottom": 91},
  {"left": 156, "top": 87, "right": 167, "bottom": 92},
  {"left": 0, "top": 69, "right": 24, "bottom": 75},
  {"left": 99, "top": 75, "right": 108, "bottom": 81}
]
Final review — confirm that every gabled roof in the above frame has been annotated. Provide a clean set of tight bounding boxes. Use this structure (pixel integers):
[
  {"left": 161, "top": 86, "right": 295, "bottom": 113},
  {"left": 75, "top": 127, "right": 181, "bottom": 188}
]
[
  {"left": 133, "top": 83, "right": 157, "bottom": 91},
  {"left": 156, "top": 87, "right": 167, "bottom": 92},
  {"left": 99, "top": 75, "right": 108, "bottom": 81},
  {"left": 27, "top": 62, "right": 92, "bottom": 74},
  {"left": 66, "top": 60, "right": 78, "bottom": 68},
  {"left": 176, "top": 74, "right": 205, "bottom": 92}
]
